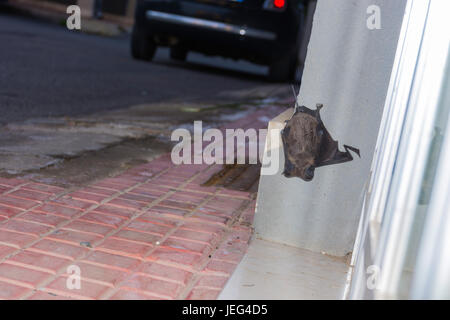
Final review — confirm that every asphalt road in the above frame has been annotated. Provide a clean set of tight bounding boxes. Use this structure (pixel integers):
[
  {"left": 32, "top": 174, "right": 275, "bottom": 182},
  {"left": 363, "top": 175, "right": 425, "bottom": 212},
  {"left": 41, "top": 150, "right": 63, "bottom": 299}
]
[{"left": 0, "top": 9, "right": 268, "bottom": 124}]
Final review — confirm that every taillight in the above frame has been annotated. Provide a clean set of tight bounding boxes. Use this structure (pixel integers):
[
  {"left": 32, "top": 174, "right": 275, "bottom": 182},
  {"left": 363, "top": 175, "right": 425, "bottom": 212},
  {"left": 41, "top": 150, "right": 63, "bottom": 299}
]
[
  {"left": 273, "top": 0, "right": 285, "bottom": 9},
  {"left": 263, "top": 0, "right": 287, "bottom": 11}
]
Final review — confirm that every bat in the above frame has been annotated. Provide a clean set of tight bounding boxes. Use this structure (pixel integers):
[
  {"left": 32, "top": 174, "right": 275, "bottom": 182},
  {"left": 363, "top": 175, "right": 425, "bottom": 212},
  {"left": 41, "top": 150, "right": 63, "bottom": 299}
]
[{"left": 281, "top": 102, "right": 360, "bottom": 181}]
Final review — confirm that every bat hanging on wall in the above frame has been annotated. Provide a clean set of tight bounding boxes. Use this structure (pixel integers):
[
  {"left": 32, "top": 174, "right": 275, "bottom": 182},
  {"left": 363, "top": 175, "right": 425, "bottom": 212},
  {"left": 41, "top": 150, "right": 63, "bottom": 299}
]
[{"left": 281, "top": 103, "right": 360, "bottom": 181}]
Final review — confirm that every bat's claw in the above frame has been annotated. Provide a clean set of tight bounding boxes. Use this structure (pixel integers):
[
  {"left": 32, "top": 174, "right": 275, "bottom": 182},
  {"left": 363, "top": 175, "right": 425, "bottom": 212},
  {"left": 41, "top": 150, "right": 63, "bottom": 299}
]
[{"left": 344, "top": 145, "right": 361, "bottom": 158}]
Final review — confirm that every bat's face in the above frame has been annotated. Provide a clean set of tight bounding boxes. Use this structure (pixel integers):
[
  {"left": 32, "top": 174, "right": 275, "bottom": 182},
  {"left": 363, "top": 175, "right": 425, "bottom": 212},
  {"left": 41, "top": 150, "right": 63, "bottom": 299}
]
[
  {"left": 281, "top": 112, "right": 321, "bottom": 181},
  {"left": 283, "top": 157, "right": 316, "bottom": 181}
]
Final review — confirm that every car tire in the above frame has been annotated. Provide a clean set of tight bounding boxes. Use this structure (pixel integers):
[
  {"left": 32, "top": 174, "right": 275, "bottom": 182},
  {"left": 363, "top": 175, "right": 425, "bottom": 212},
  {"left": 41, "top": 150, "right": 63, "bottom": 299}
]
[
  {"left": 170, "top": 46, "right": 188, "bottom": 62},
  {"left": 131, "top": 26, "right": 156, "bottom": 61},
  {"left": 268, "top": 51, "right": 297, "bottom": 83}
]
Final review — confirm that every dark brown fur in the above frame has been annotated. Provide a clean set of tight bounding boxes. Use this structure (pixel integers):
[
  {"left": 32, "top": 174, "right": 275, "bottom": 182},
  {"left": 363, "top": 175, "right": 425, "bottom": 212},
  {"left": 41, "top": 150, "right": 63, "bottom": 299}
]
[{"left": 281, "top": 104, "right": 360, "bottom": 181}]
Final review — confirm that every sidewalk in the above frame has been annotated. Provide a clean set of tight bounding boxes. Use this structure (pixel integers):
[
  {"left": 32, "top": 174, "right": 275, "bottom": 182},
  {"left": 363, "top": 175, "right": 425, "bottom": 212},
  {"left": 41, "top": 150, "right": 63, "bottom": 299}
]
[{"left": 0, "top": 105, "right": 285, "bottom": 300}]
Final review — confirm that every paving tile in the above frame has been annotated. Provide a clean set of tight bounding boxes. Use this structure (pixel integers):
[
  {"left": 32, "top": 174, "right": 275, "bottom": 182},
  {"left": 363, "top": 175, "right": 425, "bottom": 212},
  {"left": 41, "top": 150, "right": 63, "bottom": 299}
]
[
  {"left": 68, "top": 191, "right": 108, "bottom": 204},
  {"left": 171, "top": 190, "right": 209, "bottom": 199},
  {"left": 78, "top": 187, "right": 117, "bottom": 197},
  {"left": 120, "top": 274, "right": 182, "bottom": 299},
  {"left": 181, "top": 221, "right": 225, "bottom": 235},
  {"left": 66, "top": 219, "right": 115, "bottom": 236},
  {"left": 96, "top": 238, "right": 151, "bottom": 259},
  {"left": 148, "top": 248, "right": 202, "bottom": 268},
  {"left": 21, "top": 183, "right": 64, "bottom": 195},
  {"left": 0, "top": 281, "right": 31, "bottom": 299},
  {"left": 28, "top": 291, "right": 77, "bottom": 300},
  {"left": 18, "top": 211, "right": 68, "bottom": 227},
  {"left": 138, "top": 213, "right": 180, "bottom": 228},
  {"left": 144, "top": 206, "right": 189, "bottom": 219},
  {"left": 206, "top": 196, "right": 245, "bottom": 211},
  {"left": 0, "top": 229, "right": 37, "bottom": 248},
  {"left": 203, "top": 259, "right": 238, "bottom": 276},
  {"left": 107, "top": 198, "right": 147, "bottom": 211},
  {"left": 0, "top": 195, "right": 39, "bottom": 210},
  {"left": 0, "top": 204, "right": 23, "bottom": 219},
  {"left": 0, "top": 263, "right": 51, "bottom": 288},
  {"left": 61, "top": 262, "right": 128, "bottom": 287},
  {"left": 8, "top": 189, "right": 52, "bottom": 202},
  {"left": 0, "top": 185, "right": 11, "bottom": 194},
  {"left": 188, "top": 213, "right": 229, "bottom": 226},
  {"left": 146, "top": 179, "right": 180, "bottom": 188},
  {"left": 138, "top": 262, "right": 194, "bottom": 285},
  {"left": 110, "top": 288, "right": 163, "bottom": 300},
  {"left": 186, "top": 287, "right": 221, "bottom": 300},
  {"left": 5, "top": 250, "right": 70, "bottom": 274},
  {"left": 42, "top": 276, "right": 110, "bottom": 300},
  {"left": 118, "top": 193, "right": 157, "bottom": 204},
  {"left": 113, "top": 229, "right": 161, "bottom": 246},
  {"left": 196, "top": 275, "right": 229, "bottom": 289},
  {"left": 0, "top": 244, "right": 16, "bottom": 260},
  {"left": 81, "top": 251, "right": 141, "bottom": 272},
  {"left": 161, "top": 237, "right": 211, "bottom": 255},
  {"left": 1, "top": 219, "right": 52, "bottom": 237},
  {"left": 125, "top": 219, "right": 171, "bottom": 236},
  {"left": 159, "top": 199, "right": 197, "bottom": 211},
  {"left": 172, "top": 228, "right": 217, "bottom": 244},
  {"left": 92, "top": 204, "right": 136, "bottom": 219},
  {"left": 131, "top": 186, "right": 171, "bottom": 198},
  {"left": 47, "top": 229, "right": 103, "bottom": 246},
  {"left": 77, "top": 212, "right": 125, "bottom": 229},
  {"left": 195, "top": 206, "right": 235, "bottom": 218},
  {"left": 181, "top": 183, "right": 217, "bottom": 194},
  {"left": 29, "top": 239, "right": 88, "bottom": 260},
  {"left": 52, "top": 197, "right": 93, "bottom": 210},
  {"left": 34, "top": 203, "right": 82, "bottom": 218}
]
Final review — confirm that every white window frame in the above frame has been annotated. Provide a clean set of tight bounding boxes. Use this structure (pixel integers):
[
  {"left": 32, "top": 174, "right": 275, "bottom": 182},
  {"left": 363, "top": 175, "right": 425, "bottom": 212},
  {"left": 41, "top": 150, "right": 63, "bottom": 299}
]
[{"left": 347, "top": 0, "right": 450, "bottom": 299}]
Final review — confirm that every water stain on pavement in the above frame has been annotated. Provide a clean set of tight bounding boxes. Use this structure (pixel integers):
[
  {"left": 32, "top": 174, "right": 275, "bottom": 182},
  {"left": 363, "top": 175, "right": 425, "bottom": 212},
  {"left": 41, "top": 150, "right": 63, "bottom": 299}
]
[{"left": 19, "top": 136, "right": 171, "bottom": 188}]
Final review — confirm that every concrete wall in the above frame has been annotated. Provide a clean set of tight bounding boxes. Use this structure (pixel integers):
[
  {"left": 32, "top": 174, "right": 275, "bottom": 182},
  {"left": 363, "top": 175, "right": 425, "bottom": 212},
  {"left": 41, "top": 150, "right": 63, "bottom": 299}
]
[{"left": 255, "top": 0, "right": 407, "bottom": 256}]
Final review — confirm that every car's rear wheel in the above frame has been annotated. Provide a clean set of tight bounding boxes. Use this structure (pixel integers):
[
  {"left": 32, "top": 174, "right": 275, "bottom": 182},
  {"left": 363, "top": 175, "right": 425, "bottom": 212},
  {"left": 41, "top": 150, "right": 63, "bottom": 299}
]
[
  {"left": 131, "top": 26, "right": 156, "bottom": 61},
  {"left": 170, "top": 46, "right": 188, "bottom": 62}
]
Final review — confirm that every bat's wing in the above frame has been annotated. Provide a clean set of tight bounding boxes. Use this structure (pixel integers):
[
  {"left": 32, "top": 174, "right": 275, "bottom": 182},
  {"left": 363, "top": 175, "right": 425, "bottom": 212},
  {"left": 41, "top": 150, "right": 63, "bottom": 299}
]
[{"left": 314, "top": 125, "right": 360, "bottom": 168}]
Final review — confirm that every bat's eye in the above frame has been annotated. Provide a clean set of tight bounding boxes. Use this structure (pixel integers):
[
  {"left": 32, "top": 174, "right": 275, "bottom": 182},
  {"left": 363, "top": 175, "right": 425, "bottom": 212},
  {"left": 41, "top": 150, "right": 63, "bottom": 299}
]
[{"left": 304, "top": 166, "right": 315, "bottom": 180}]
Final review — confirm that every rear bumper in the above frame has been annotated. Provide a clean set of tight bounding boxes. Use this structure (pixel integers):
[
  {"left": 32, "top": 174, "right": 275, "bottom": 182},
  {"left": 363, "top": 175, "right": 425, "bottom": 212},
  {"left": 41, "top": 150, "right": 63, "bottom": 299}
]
[{"left": 146, "top": 10, "right": 277, "bottom": 41}]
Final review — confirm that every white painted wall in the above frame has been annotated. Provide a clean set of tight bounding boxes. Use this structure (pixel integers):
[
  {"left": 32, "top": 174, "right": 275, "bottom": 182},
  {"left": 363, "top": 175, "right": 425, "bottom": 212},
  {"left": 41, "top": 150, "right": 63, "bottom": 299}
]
[{"left": 255, "top": 0, "right": 407, "bottom": 256}]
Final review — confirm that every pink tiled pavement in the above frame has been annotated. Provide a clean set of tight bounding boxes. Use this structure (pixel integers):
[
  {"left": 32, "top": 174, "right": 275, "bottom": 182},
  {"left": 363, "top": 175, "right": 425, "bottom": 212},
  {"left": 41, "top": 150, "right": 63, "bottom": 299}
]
[{"left": 0, "top": 105, "right": 286, "bottom": 300}]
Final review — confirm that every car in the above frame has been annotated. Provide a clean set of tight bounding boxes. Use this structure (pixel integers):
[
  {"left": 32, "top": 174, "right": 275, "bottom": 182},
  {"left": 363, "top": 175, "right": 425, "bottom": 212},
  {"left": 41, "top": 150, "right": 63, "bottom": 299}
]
[{"left": 131, "top": 0, "right": 309, "bottom": 82}]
